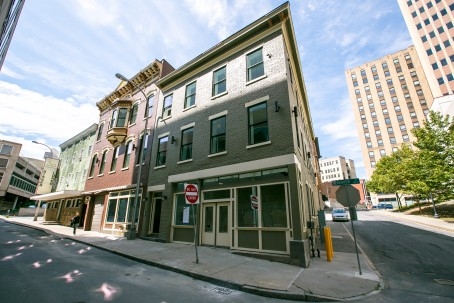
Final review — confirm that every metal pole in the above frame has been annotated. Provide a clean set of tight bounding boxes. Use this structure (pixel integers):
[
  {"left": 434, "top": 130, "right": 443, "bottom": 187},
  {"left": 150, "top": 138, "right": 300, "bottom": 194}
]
[
  {"left": 32, "top": 141, "right": 54, "bottom": 221},
  {"left": 32, "top": 141, "right": 54, "bottom": 158},
  {"left": 115, "top": 73, "right": 150, "bottom": 240},
  {"left": 430, "top": 193, "right": 439, "bottom": 218},
  {"left": 346, "top": 186, "right": 362, "bottom": 275},
  {"left": 192, "top": 204, "right": 199, "bottom": 263}
]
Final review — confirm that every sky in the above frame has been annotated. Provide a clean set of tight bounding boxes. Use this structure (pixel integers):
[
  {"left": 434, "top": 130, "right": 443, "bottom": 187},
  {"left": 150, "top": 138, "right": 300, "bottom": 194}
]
[{"left": 0, "top": 0, "right": 413, "bottom": 179}]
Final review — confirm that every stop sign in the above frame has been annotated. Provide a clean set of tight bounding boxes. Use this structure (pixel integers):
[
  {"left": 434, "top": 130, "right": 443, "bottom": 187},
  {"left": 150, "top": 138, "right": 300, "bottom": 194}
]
[
  {"left": 335, "top": 185, "right": 360, "bottom": 207},
  {"left": 184, "top": 184, "right": 199, "bottom": 204}
]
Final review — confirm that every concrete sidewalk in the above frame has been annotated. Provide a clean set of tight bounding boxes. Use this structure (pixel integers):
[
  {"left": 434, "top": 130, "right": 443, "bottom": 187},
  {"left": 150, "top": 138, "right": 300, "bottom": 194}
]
[{"left": 2, "top": 215, "right": 381, "bottom": 302}]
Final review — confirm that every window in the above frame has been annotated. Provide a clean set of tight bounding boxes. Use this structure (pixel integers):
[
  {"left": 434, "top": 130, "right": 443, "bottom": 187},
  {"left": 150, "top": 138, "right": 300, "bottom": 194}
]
[
  {"left": 412, "top": 11, "right": 417, "bottom": 18},
  {"left": 96, "top": 124, "right": 104, "bottom": 141},
  {"left": 110, "top": 146, "right": 119, "bottom": 172},
  {"left": 371, "top": 111, "right": 377, "bottom": 117},
  {"left": 355, "top": 89, "right": 360, "bottom": 95},
  {"left": 88, "top": 155, "right": 98, "bottom": 178},
  {"left": 447, "top": 74, "right": 454, "bottom": 81},
  {"left": 363, "top": 123, "right": 368, "bottom": 129},
  {"left": 365, "top": 86, "right": 370, "bottom": 92},
  {"left": 246, "top": 48, "right": 264, "bottom": 82},
  {"left": 375, "top": 130, "right": 381, "bottom": 136},
  {"left": 371, "top": 161, "right": 376, "bottom": 168},
  {"left": 146, "top": 95, "right": 155, "bottom": 118},
  {"left": 184, "top": 81, "right": 196, "bottom": 108},
  {"left": 363, "top": 78, "right": 368, "bottom": 84},
  {"left": 373, "top": 121, "right": 379, "bottom": 127},
  {"left": 210, "top": 116, "right": 226, "bottom": 154},
  {"left": 392, "top": 96, "right": 398, "bottom": 103},
  {"left": 364, "top": 132, "right": 370, "bottom": 138},
  {"left": 390, "top": 88, "right": 396, "bottom": 94},
  {"left": 441, "top": 59, "right": 447, "bottom": 66},
  {"left": 429, "top": 31, "right": 435, "bottom": 38},
  {"left": 383, "top": 109, "right": 388, "bottom": 114},
  {"left": 390, "top": 137, "right": 396, "bottom": 144},
  {"left": 357, "top": 97, "right": 362, "bottom": 102},
  {"left": 353, "top": 81, "right": 358, "bottom": 87},
  {"left": 99, "top": 150, "right": 107, "bottom": 175},
  {"left": 122, "top": 141, "right": 132, "bottom": 169},
  {"left": 447, "top": 21, "right": 453, "bottom": 29},
  {"left": 440, "top": 8, "right": 447, "bottom": 15},
  {"left": 416, "top": 23, "right": 422, "bottom": 30},
  {"left": 351, "top": 73, "right": 357, "bottom": 80},
  {"left": 403, "top": 135, "right": 410, "bottom": 142},
  {"left": 0, "top": 158, "right": 8, "bottom": 168},
  {"left": 435, "top": 44, "right": 441, "bottom": 52},
  {"left": 137, "top": 133, "right": 149, "bottom": 164},
  {"left": 421, "top": 35, "right": 427, "bottom": 42},
  {"left": 413, "top": 80, "right": 420, "bottom": 86},
  {"left": 424, "top": 18, "right": 430, "bottom": 25},
  {"left": 212, "top": 66, "right": 226, "bottom": 96},
  {"left": 400, "top": 124, "right": 407, "bottom": 131},
  {"left": 179, "top": 127, "right": 193, "bottom": 161},
  {"left": 413, "top": 122, "right": 420, "bottom": 128},
  {"left": 156, "top": 136, "right": 168, "bottom": 166},
  {"left": 427, "top": 2, "right": 433, "bottom": 8},
  {"left": 437, "top": 26, "right": 444, "bottom": 33},
  {"left": 360, "top": 69, "right": 366, "bottom": 76},
  {"left": 397, "top": 115, "right": 403, "bottom": 121},
  {"left": 371, "top": 66, "right": 377, "bottom": 72},
  {"left": 377, "top": 139, "right": 383, "bottom": 146},
  {"left": 368, "top": 151, "right": 375, "bottom": 158},
  {"left": 261, "top": 184, "right": 287, "bottom": 227},
  {"left": 248, "top": 102, "right": 269, "bottom": 145},
  {"left": 110, "top": 108, "right": 128, "bottom": 128},
  {"left": 443, "top": 40, "right": 451, "bottom": 48},
  {"left": 432, "top": 13, "right": 439, "bottom": 21},
  {"left": 106, "top": 190, "right": 139, "bottom": 225},
  {"left": 129, "top": 103, "right": 138, "bottom": 124},
  {"left": 174, "top": 194, "right": 195, "bottom": 226},
  {"left": 162, "top": 94, "right": 173, "bottom": 118},
  {"left": 380, "top": 149, "right": 386, "bottom": 156},
  {"left": 432, "top": 62, "right": 439, "bottom": 70},
  {"left": 388, "top": 127, "right": 394, "bottom": 134},
  {"left": 361, "top": 114, "right": 366, "bottom": 120},
  {"left": 419, "top": 6, "right": 424, "bottom": 13}
]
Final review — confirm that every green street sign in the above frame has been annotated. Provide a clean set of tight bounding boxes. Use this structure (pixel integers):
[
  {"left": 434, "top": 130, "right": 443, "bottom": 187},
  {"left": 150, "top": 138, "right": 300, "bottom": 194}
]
[{"left": 332, "top": 178, "right": 360, "bottom": 186}]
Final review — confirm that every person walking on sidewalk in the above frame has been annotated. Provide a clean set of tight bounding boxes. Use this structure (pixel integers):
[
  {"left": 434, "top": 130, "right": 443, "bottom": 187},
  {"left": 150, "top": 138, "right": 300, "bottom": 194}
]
[{"left": 70, "top": 213, "right": 81, "bottom": 235}]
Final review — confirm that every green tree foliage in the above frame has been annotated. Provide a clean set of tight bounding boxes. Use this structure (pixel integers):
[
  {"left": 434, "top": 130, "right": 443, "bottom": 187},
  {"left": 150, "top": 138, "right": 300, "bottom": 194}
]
[
  {"left": 367, "top": 111, "right": 454, "bottom": 210},
  {"left": 411, "top": 111, "right": 454, "bottom": 201}
]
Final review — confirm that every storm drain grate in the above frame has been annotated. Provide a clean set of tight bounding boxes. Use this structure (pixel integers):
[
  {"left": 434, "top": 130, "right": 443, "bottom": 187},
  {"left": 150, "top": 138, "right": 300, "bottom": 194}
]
[
  {"left": 209, "top": 286, "right": 233, "bottom": 295},
  {"left": 434, "top": 279, "right": 454, "bottom": 286}
]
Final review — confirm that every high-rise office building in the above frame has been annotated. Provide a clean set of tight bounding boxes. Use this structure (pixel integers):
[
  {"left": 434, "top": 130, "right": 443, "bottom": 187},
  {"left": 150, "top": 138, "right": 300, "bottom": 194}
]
[
  {"left": 0, "top": 0, "right": 26, "bottom": 71},
  {"left": 398, "top": 0, "right": 454, "bottom": 116},
  {"left": 346, "top": 46, "right": 433, "bottom": 179}
]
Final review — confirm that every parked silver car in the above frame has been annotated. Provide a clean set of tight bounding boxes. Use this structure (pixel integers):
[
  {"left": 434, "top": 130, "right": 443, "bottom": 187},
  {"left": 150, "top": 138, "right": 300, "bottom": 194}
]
[{"left": 332, "top": 208, "right": 349, "bottom": 222}]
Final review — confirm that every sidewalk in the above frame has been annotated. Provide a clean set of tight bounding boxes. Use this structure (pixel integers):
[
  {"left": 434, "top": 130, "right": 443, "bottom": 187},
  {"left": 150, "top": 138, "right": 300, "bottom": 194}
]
[
  {"left": 2, "top": 215, "right": 381, "bottom": 302},
  {"left": 375, "top": 208, "right": 454, "bottom": 235}
]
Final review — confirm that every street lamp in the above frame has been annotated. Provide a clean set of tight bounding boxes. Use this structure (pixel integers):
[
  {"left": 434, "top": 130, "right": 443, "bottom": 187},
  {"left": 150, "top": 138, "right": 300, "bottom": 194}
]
[
  {"left": 115, "top": 72, "right": 155, "bottom": 240},
  {"left": 32, "top": 140, "right": 54, "bottom": 158},
  {"left": 32, "top": 140, "right": 54, "bottom": 221}
]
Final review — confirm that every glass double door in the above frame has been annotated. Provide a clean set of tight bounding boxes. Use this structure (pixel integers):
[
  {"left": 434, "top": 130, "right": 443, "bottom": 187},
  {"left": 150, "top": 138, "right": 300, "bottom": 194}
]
[{"left": 202, "top": 202, "right": 230, "bottom": 247}]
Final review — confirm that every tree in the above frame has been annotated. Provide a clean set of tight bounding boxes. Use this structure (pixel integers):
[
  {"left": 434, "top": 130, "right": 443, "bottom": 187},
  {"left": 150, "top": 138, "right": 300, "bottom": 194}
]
[
  {"left": 411, "top": 111, "right": 454, "bottom": 202},
  {"left": 367, "top": 111, "right": 454, "bottom": 212},
  {"left": 366, "top": 145, "right": 416, "bottom": 211}
]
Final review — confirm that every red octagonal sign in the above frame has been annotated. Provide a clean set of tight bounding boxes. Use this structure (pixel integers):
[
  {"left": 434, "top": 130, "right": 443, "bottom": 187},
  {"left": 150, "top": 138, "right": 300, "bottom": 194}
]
[{"left": 184, "top": 184, "right": 199, "bottom": 204}]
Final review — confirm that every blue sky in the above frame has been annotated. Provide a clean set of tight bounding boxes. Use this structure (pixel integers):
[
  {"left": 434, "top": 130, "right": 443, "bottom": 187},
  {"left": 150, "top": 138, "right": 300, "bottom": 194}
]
[{"left": 0, "top": 0, "right": 412, "bottom": 178}]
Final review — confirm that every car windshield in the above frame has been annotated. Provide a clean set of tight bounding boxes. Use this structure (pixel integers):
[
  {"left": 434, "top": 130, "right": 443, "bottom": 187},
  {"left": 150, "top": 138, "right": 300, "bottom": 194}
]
[{"left": 333, "top": 209, "right": 345, "bottom": 213}]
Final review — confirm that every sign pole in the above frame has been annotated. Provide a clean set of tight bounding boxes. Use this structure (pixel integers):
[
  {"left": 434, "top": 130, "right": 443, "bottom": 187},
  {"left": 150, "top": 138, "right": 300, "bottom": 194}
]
[
  {"left": 346, "top": 186, "right": 362, "bottom": 275},
  {"left": 192, "top": 204, "right": 199, "bottom": 264},
  {"left": 185, "top": 183, "right": 200, "bottom": 264}
]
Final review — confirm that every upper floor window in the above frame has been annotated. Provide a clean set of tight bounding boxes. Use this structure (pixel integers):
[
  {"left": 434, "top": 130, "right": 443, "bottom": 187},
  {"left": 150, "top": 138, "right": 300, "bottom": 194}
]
[
  {"left": 180, "top": 127, "right": 194, "bottom": 161},
  {"left": 0, "top": 144, "right": 13, "bottom": 155},
  {"left": 162, "top": 94, "right": 173, "bottom": 118},
  {"left": 0, "top": 158, "right": 8, "bottom": 168},
  {"left": 156, "top": 136, "right": 169, "bottom": 166},
  {"left": 248, "top": 102, "right": 269, "bottom": 145},
  {"left": 122, "top": 141, "right": 133, "bottom": 169},
  {"left": 110, "top": 146, "right": 119, "bottom": 172},
  {"left": 129, "top": 104, "right": 138, "bottom": 124},
  {"left": 88, "top": 154, "right": 98, "bottom": 178},
  {"left": 185, "top": 81, "right": 197, "bottom": 108},
  {"left": 137, "top": 133, "right": 148, "bottom": 165},
  {"left": 99, "top": 150, "right": 108, "bottom": 175},
  {"left": 212, "top": 66, "right": 226, "bottom": 96},
  {"left": 96, "top": 123, "right": 104, "bottom": 141},
  {"left": 210, "top": 116, "right": 226, "bottom": 154},
  {"left": 247, "top": 48, "right": 264, "bottom": 82},
  {"left": 110, "top": 108, "right": 128, "bottom": 128},
  {"left": 146, "top": 95, "right": 155, "bottom": 118}
]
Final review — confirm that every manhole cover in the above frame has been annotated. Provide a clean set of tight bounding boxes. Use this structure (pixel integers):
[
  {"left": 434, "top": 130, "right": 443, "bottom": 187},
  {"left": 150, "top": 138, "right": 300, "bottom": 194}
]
[
  {"left": 434, "top": 279, "right": 454, "bottom": 286},
  {"left": 209, "top": 287, "right": 233, "bottom": 295}
]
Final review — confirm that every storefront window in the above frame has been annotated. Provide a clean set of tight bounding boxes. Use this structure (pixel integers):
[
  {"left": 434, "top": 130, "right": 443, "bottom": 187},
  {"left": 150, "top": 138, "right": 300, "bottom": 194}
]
[
  {"left": 174, "top": 194, "right": 195, "bottom": 226},
  {"left": 237, "top": 186, "right": 258, "bottom": 227},
  {"left": 261, "top": 184, "right": 287, "bottom": 227}
]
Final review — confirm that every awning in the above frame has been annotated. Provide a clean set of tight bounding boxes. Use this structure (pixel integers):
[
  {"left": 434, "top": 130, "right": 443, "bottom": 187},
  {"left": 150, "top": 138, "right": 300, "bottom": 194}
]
[
  {"left": 81, "top": 184, "right": 136, "bottom": 195},
  {"left": 30, "top": 190, "right": 83, "bottom": 201}
]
